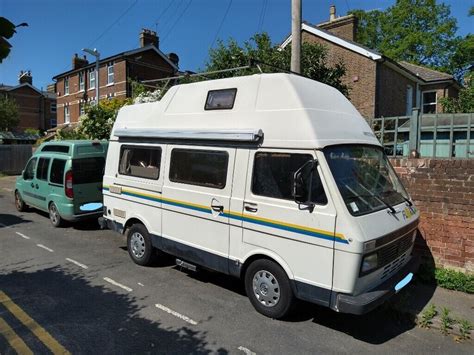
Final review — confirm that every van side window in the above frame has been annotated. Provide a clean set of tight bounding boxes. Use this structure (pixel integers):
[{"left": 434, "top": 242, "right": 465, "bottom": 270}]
[
  {"left": 119, "top": 146, "right": 161, "bottom": 180},
  {"left": 36, "top": 158, "right": 50, "bottom": 181},
  {"left": 252, "top": 152, "right": 328, "bottom": 204},
  {"left": 169, "top": 149, "right": 228, "bottom": 189},
  {"left": 23, "top": 158, "right": 37, "bottom": 180},
  {"left": 50, "top": 159, "right": 66, "bottom": 185}
]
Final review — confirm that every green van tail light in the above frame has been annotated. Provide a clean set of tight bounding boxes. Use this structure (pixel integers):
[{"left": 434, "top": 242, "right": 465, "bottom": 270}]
[{"left": 65, "top": 170, "right": 74, "bottom": 198}]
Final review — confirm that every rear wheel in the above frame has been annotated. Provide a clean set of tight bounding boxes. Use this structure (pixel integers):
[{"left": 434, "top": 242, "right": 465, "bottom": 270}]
[
  {"left": 14, "top": 190, "right": 27, "bottom": 212},
  {"left": 245, "top": 259, "right": 295, "bottom": 319},
  {"left": 48, "top": 202, "right": 63, "bottom": 227},
  {"left": 127, "top": 224, "right": 157, "bottom": 266}
]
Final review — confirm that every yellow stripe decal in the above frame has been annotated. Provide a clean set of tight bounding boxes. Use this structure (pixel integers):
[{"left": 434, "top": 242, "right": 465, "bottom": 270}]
[
  {"left": 0, "top": 291, "right": 70, "bottom": 355},
  {"left": 103, "top": 185, "right": 347, "bottom": 244}
]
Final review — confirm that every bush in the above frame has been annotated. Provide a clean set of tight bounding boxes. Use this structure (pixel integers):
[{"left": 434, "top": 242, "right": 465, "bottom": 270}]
[{"left": 417, "top": 264, "right": 474, "bottom": 293}]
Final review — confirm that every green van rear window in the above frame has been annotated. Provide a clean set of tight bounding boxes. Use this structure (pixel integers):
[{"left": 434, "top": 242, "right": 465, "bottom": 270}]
[{"left": 72, "top": 157, "right": 105, "bottom": 184}]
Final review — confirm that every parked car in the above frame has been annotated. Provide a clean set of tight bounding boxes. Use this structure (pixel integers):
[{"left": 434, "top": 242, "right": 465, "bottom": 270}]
[
  {"left": 15, "top": 140, "right": 108, "bottom": 227},
  {"left": 102, "top": 73, "right": 419, "bottom": 319}
]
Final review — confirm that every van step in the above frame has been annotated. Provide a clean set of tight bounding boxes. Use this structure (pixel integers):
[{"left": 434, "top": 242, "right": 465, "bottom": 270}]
[{"left": 176, "top": 259, "right": 197, "bottom": 272}]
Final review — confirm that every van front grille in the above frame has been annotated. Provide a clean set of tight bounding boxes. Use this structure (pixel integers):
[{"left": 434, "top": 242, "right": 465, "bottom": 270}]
[
  {"left": 377, "top": 233, "right": 413, "bottom": 268},
  {"left": 381, "top": 250, "right": 409, "bottom": 280}
]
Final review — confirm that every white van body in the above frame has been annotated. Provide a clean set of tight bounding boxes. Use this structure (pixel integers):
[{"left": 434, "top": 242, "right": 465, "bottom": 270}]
[{"left": 102, "top": 73, "right": 419, "bottom": 318}]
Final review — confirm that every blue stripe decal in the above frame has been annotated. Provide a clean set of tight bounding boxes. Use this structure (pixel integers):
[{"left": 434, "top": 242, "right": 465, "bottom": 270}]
[{"left": 103, "top": 187, "right": 348, "bottom": 244}]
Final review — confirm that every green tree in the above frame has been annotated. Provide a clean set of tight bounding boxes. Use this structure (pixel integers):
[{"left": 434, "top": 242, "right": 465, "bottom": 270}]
[
  {"left": 448, "top": 7, "right": 474, "bottom": 80},
  {"left": 440, "top": 73, "right": 474, "bottom": 113},
  {"left": 0, "top": 17, "right": 27, "bottom": 63},
  {"left": 202, "top": 33, "right": 349, "bottom": 96},
  {"left": 351, "top": 1, "right": 458, "bottom": 71},
  {"left": 0, "top": 95, "right": 19, "bottom": 131}
]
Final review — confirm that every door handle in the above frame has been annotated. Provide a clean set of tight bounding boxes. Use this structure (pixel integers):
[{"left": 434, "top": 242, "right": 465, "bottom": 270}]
[
  {"left": 35, "top": 184, "right": 39, "bottom": 189},
  {"left": 211, "top": 204, "right": 224, "bottom": 212},
  {"left": 30, "top": 182, "right": 34, "bottom": 188},
  {"left": 244, "top": 202, "right": 258, "bottom": 213}
]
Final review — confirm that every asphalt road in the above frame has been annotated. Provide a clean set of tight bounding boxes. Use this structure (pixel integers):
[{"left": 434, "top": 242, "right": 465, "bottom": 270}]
[{"left": 0, "top": 176, "right": 471, "bottom": 354}]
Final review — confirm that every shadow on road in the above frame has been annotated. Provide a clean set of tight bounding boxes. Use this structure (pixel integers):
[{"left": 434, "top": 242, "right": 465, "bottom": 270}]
[
  {"left": 0, "top": 213, "right": 32, "bottom": 228},
  {"left": 0, "top": 267, "right": 228, "bottom": 354}
]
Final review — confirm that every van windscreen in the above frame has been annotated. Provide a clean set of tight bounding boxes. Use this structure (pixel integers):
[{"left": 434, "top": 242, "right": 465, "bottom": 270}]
[{"left": 72, "top": 157, "right": 105, "bottom": 184}]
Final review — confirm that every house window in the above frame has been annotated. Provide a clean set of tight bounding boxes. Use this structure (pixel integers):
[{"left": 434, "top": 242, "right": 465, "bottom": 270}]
[
  {"left": 79, "top": 72, "right": 85, "bottom": 91},
  {"left": 50, "top": 118, "right": 57, "bottom": 128},
  {"left": 422, "top": 91, "right": 437, "bottom": 114},
  {"left": 64, "top": 77, "right": 69, "bottom": 95},
  {"left": 89, "top": 70, "right": 96, "bottom": 89},
  {"left": 107, "top": 63, "right": 114, "bottom": 85},
  {"left": 64, "top": 106, "right": 70, "bottom": 123},
  {"left": 50, "top": 103, "right": 57, "bottom": 113},
  {"left": 79, "top": 102, "right": 86, "bottom": 116}
]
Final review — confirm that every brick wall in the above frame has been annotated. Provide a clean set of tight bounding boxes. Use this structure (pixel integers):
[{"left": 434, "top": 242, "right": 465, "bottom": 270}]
[{"left": 390, "top": 158, "right": 474, "bottom": 272}]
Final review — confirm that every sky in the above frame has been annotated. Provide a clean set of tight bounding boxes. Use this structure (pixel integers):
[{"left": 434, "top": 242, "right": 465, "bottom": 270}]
[{"left": 1, "top": 0, "right": 472, "bottom": 91}]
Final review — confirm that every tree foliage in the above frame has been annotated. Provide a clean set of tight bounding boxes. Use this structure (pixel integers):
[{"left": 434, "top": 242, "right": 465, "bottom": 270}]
[
  {"left": 0, "top": 95, "right": 19, "bottom": 131},
  {"left": 202, "top": 33, "right": 349, "bottom": 97},
  {"left": 56, "top": 98, "right": 131, "bottom": 141},
  {"left": 440, "top": 73, "right": 474, "bottom": 113},
  {"left": 351, "top": 1, "right": 460, "bottom": 75}
]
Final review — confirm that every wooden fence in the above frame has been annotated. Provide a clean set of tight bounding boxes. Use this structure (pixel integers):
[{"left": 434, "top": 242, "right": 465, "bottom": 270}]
[{"left": 0, "top": 145, "right": 33, "bottom": 175}]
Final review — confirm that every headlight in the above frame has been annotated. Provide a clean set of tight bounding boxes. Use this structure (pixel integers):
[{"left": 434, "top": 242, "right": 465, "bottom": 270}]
[{"left": 361, "top": 253, "right": 378, "bottom": 274}]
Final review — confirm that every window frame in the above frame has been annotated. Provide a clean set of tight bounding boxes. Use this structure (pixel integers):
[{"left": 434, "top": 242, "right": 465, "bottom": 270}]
[
  {"left": 118, "top": 145, "right": 162, "bottom": 180},
  {"left": 64, "top": 106, "right": 70, "bottom": 123},
  {"left": 50, "top": 103, "right": 57, "bottom": 113},
  {"left": 49, "top": 159, "right": 66, "bottom": 186},
  {"left": 107, "top": 62, "right": 114, "bottom": 85},
  {"left": 64, "top": 77, "right": 69, "bottom": 95},
  {"left": 169, "top": 148, "right": 229, "bottom": 189},
  {"left": 89, "top": 70, "right": 96, "bottom": 89},
  {"left": 23, "top": 157, "right": 37, "bottom": 181},
  {"left": 422, "top": 91, "right": 437, "bottom": 114},
  {"left": 204, "top": 88, "right": 237, "bottom": 110},
  {"left": 250, "top": 150, "right": 328, "bottom": 206},
  {"left": 79, "top": 72, "right": 85, "bottom": 91},
  {"left": 36, "top": 157, "right": 50, "bottom": 181}
]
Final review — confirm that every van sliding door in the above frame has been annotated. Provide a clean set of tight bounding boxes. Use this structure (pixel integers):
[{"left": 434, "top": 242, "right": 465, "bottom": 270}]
[{"left": 162, "top": 145, "right": 235, "bottom": 273}]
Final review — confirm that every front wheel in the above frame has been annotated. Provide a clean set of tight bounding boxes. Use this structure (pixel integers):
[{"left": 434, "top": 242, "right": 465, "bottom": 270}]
[
  {"left": 49, "top": 203, "right": 63, "bottom": 227},
  {"left": 15, "top": 190, "right": 27, "bottom": 212},
  {"left": 127, "top": 224, "right": 157, "bottom": 266},
  {"left": 244, "top": 259, "right": 295, "bottom": 319}
]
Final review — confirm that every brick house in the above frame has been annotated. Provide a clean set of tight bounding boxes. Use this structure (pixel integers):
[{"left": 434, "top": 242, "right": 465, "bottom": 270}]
[
  {"left": 0, "top": 71, "right": 57, "bottom": 131},
  {"left": 280, "top": 6, "right": 460, "bottom": 119},
  {"left": 52, "top": 29, "right": 179, "bottom": 125}
]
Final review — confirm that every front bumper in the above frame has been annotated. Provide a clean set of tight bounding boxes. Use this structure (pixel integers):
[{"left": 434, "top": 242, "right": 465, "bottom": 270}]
[{"left": 332, "top": 255, "right": 420, "bottom": 315}]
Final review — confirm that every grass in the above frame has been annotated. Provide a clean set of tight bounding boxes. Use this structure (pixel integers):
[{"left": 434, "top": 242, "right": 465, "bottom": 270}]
[
  {"left": 458, "top": 319, "right": 473, "bottom": 340},
  {"left": 440, "top": 307, "right": 454, "bottom": 335},
  {"left": 419, "top": 304, "right": 437, "bottom": 328},
  {"left": 417, "top": 264, "right": 474, "bottom": 294}
]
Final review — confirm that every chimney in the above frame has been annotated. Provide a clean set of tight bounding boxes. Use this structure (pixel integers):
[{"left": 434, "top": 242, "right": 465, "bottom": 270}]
[
  {"left": 167, "top": 52, "right": 179, "bottom": 67},
  {"left": 18, "top": 70, "right": 32, "bottom": 85},
  {"left": 140, "top": 28, "right": 159, "bottom": 48},
  {"left": 318, "top": 5, "right": 358, "bottom": 41},
  {"left": 72, "top": 53, "right": 89, "bottom": 70},
  {"left": 329, "top": 5, "right": 336, "bottom": 21}
]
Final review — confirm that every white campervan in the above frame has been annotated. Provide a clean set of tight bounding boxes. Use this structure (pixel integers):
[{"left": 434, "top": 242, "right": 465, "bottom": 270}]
[{"left": 102, "top": 73, "right": 419, "bottom": 319}]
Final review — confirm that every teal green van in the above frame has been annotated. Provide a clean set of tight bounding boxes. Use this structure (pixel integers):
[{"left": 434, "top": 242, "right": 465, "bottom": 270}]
[{"left": 15, "top": 140, "right": 108, "bottom": 227}]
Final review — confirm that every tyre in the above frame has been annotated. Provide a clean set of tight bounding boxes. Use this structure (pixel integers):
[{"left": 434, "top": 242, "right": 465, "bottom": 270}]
[
  {"left": 14, "top": 190, "right": 27, "bottom": 212},
  {"left": 48, "top": 202, "right": 63, "bottom": 227},
  {"left": 244, "top": 259, "right": 295, "bottom": 319},
  {"left": 127, "top": 224, "right": 157, "bottom": 266}
]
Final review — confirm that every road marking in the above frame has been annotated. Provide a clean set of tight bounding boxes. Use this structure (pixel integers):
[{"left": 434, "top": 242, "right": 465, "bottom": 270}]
[
  {"left": 0, "top": 291, "right": 70, "bottom": 354},
  {"left": 238, "top": 346, "right": 256, "bottom": 355},
  {"left": 137, "top": 282, "right": 144, "bottom": 287},
  {"left": 103, "top": 277, "right": 133, "bottom": 292},
  {"left": 15, "top": 232, "right": 30, "bottom": 240},
  {"left": 155, "top": 304, "right": 197, "bottom": 325},
  {"left": 2, "top": 188, "right": 13, "bottom": 192},
  {"left": 36, "top": 244, "right": 54, "bottom": 252},
  {"left": 65, "top": 258, "right": 88, "bottom": 269},
  {"left": 0, "top": 317, "right": 33, "bottom": 355}
]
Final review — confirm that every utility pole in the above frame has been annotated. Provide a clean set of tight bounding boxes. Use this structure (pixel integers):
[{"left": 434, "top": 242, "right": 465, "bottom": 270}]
[{"left": 291, "top": 0, "right": 301, "bottom": 74}]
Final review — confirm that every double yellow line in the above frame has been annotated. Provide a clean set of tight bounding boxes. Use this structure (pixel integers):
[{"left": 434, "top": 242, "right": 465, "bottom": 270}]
[{"left": 0, "top": 291, "right": 69, "bottom": 354}]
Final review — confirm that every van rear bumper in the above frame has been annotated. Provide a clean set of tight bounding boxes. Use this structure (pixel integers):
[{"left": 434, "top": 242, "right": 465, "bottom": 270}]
[
  {"left": 332, "top": 255, "right": 420, "bottom": 315},
  {"left": 63, "top": 210, "right": 103, "bottom": 222}
]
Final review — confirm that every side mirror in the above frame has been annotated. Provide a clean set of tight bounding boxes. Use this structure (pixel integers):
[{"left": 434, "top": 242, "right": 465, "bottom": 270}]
[{"left": 293, "top": 160, "right": 316, "bottom": 206}]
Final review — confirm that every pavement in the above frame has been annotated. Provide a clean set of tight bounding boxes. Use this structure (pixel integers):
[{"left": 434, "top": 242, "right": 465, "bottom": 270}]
[{"left": 0, "top": 175, "right": 473, "bottom": 353}]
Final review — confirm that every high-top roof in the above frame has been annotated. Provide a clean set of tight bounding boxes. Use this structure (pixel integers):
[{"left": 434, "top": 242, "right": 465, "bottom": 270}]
[{"left": 111, "top": 73, "right": 380, "bottom": 149}]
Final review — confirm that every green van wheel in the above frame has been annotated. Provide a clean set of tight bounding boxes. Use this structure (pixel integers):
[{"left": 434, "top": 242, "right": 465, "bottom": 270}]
[
  {"left": 14, "top": 190, "right": 27, "bottom": 212},
  {"left": 49, "top": 203, "right": 63, "bottom": 227}
]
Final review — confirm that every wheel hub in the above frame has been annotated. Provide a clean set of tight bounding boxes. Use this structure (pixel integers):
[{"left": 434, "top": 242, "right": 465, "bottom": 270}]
[{"left": 252, "top": 270, "right": 280, "bottom": 308}]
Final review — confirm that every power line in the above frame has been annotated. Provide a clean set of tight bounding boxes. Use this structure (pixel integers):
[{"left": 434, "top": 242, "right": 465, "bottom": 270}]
[
  {"left": 345, "top": 0, "right": 351, "bottom": 12},
  {"left": 159, "top": 0, "right": 184, "bottom": 35},
  {"left": 156, "top": 0, "right": 176, "bottom": 23},
  {"left": 161, "top": 0, "right": 193, "bottom": 44},
  {"left": 257, "top": 0, "right": 268, "bottom": 33},
  {"left": 210, "top": 0, "right": 233, "bottom": 49},
  {"left": 87, "top": 0, "right": 139, "bottom": 48}
]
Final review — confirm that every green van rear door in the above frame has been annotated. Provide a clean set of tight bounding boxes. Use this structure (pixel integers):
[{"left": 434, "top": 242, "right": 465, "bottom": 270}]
[{"left": 71, "top": 157, "right": 105, "bottom": 213}]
